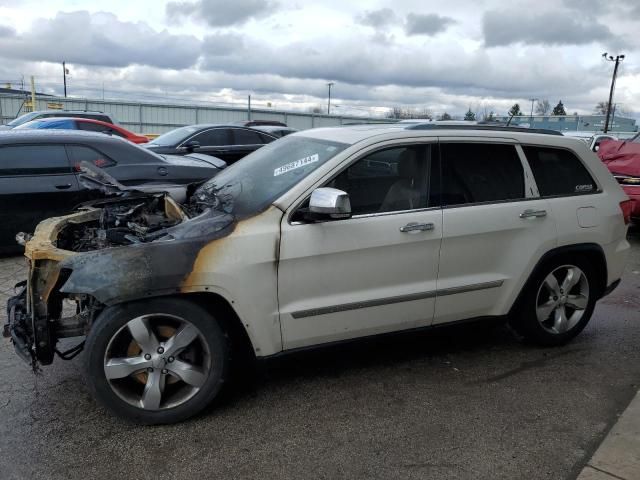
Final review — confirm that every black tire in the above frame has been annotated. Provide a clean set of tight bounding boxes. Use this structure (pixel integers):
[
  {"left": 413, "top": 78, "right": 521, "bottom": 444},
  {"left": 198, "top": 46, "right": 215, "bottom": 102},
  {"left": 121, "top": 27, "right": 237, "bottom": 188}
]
[
  {"left": 84, "top": 297, "right": 230, "bottom": 425},
  {"left": 509, "top": 255, "right": 598, "bottom": 346}
]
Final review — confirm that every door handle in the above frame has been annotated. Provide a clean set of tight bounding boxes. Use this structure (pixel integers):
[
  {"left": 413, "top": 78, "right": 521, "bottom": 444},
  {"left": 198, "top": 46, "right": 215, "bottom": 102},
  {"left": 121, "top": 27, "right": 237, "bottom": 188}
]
[
  {"left": 54, "top": 184, "right": 72, "bottom": 190},
  {"left": 400, "top": 222, "right": 434, "bottom": 233},
  {"left": 519, "top": 209, "right": 547, "bottom": 219},
  {"left": 157, "top": 167, "right": 168, "bottom": 176}
]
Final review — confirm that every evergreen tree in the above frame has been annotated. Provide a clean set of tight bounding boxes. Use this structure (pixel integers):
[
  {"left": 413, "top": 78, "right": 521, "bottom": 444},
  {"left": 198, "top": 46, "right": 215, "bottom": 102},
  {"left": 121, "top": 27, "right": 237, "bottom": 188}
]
[
  {"left": 508, "top": 103, "right": 523, "bottom": 116},
  {"left": 439, "top": 112, "right": 452, "bottom": 120},
  {"left": 464, "top": 109, "right": 476, "bottom": 121},
  {"left": 552, "top": 101, "right": 567, "bottom": 116}
]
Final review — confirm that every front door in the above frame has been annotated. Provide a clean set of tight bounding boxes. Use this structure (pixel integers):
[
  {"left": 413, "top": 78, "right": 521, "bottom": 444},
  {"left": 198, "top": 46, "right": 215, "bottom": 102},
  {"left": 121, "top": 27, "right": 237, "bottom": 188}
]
[{"left": 278, "top": 143, "right": 442, "bottom": 349}]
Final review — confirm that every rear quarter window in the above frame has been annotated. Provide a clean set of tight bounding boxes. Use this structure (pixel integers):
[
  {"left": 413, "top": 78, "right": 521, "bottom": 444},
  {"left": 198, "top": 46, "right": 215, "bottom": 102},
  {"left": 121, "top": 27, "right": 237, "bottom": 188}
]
[{"left": 522, "top": 146, "right": 597, "bottom": 197}]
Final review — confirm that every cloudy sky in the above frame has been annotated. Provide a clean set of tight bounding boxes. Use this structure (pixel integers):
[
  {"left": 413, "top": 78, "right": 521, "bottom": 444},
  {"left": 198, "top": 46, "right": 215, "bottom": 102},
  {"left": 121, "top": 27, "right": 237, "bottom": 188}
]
[{"left": 0, "top": 0, "right": 638, "bottom": 118}]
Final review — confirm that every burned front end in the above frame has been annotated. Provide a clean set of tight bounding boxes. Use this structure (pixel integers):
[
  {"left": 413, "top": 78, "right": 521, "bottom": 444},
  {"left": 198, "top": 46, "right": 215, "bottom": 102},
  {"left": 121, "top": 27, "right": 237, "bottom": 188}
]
[{"left": 3, "top": 189, "right": 233, "bottom": 370}]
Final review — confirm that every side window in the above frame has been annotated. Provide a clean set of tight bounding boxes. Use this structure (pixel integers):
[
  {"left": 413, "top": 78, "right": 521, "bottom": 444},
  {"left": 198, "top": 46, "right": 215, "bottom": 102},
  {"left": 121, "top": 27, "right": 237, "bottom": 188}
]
[
  {"left": 191, "top": 128, "right": 229, "bottom": 146},
  {"left": 326, "top": 145, "right": 432, "bottom": 215},
  {"left": 67, "top": 145, "right": 117, "bottom": 169},
  {"left": 259, "top": 133, "right": 277, "bottom": 143},
  {"left": 0, "top": 145, "right": 71, "bottom": 176},
  {"left": 440, "top": 143, "right": 525, "bottom": 206},
  {"left": 77, "top": 122, "right": 106, "bottom": 133},
  {"left": 233, "top": 128, "right": 265, "bottom": 145},
  {"left": 523, "top": 146, "right": 597, "bottom": 196},
  {"left": 108, "top": 128, "right": 126, "bottom": 138}
]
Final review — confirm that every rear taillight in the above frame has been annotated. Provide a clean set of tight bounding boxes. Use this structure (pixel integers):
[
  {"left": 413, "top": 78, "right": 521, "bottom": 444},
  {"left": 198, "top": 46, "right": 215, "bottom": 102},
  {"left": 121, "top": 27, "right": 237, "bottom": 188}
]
[{"left": 620, "top": 199, "right": 633, "bottom": 225}]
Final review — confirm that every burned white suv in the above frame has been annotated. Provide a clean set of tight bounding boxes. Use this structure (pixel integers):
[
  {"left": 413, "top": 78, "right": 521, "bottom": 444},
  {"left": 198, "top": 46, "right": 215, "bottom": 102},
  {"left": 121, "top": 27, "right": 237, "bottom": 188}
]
[{"left": 5, "top": 125, "right": 631, "bottom": 424}]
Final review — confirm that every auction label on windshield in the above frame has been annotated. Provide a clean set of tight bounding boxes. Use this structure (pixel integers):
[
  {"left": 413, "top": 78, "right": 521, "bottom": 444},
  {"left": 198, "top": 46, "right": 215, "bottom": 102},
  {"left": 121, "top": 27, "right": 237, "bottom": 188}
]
[{"left": 274, "top": 153, "right": 319, "bottom": 176}]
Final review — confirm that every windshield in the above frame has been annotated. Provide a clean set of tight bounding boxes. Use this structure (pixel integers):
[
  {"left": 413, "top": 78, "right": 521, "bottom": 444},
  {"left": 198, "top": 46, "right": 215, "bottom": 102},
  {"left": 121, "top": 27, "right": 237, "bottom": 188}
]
[
  {"left": 7, "top": 112, "right": 39, "bottom": 127},
  {"left": 15, "top": 119, "right": 74, "bottom": 130},
  {"left": 193, "top": 135, "right": 348, "bottom": 217},
  {"left": 148, "top": 126, "right": 201, "bottom": 146}
]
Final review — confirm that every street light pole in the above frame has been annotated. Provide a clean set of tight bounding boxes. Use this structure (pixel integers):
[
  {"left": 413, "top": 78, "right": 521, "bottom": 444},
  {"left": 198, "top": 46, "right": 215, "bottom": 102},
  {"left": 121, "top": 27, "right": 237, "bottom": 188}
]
[
  {"left": 602, "top": 53, "right": 625, "bottom": 133},
  {"left": 529, "top": 98, "right": 537, "bottom": 125},
  {"left": 62, "top": 61, "right": 67, "bottom": 98},
  {"left": 327, "top": 82, "right": 334, "bottom": 115}
]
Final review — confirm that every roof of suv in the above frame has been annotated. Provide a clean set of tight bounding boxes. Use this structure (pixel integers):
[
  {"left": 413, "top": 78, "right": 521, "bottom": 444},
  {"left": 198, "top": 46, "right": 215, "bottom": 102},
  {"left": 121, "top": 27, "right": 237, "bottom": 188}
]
[{"left": 297, "top": 124, "right": 576, "bottom": 146}]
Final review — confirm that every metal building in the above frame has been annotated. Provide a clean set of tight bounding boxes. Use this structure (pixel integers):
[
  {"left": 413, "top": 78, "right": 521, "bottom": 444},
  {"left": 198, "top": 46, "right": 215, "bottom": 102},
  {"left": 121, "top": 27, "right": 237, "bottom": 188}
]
[{"left": 0, "top": 92, "right": 389, "bottom": 134}]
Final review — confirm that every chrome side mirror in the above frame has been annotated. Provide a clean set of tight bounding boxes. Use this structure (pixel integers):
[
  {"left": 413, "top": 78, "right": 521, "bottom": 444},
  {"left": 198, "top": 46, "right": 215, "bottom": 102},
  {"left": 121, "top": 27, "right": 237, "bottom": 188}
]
[{"left": 309, "top": 187, "right": 351, "bottom": 219}]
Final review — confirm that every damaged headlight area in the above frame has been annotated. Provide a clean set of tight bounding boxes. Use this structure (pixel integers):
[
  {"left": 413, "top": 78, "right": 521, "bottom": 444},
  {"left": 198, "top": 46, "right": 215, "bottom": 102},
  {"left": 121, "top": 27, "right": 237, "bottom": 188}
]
[{"left": 4, "top": 261, "right": 102, "bottom": 370}]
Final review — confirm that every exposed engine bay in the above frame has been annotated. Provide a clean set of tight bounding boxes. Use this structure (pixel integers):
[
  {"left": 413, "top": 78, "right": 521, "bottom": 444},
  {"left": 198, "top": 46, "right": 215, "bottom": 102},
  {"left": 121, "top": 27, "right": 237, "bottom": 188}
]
[
  {"left": 52, "top": 161, "right": 226, "bottom": 252},
  {"left": 56, "top": 195, "right": 187, "bottom": 251}
]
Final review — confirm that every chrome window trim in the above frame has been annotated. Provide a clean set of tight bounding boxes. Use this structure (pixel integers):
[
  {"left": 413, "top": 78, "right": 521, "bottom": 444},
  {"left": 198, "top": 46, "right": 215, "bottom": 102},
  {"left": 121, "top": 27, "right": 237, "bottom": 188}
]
[{"left": 290, "top": 280, "right": 504, "bottom": 319}]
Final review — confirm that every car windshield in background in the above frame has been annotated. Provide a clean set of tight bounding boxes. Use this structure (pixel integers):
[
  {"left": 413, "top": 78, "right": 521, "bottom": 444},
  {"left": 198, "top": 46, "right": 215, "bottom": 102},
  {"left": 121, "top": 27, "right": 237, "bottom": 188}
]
[
  {"left": 15, "top": 119, "right": 74, "bottom": 130},
  {"left": 148, "top": 126, "right": 201, "bottom": 146},
  {"left": 195, "top": 135, "right": 348, "bottom": 217},
  {"left": 6, "top": 112, "right": 39, "bottom": 127}
]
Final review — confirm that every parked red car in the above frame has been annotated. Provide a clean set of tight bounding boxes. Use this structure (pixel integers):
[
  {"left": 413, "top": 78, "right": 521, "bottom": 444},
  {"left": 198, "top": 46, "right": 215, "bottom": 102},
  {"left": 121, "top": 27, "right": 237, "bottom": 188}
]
[
  {"left": 598, "top": 132, "right": 640, "bottom": 221},
  {"left": 15, "top": 117, "right": 150, "bottom": 144}
]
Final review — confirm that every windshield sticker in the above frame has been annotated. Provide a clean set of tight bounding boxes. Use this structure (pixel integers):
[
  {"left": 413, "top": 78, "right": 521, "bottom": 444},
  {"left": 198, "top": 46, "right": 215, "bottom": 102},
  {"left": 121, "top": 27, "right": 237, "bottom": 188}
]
[
  {"left": 575, "top": 184, "right": 594, "bottom": 192},
  {"left": 274, "top": 153, "right": 319, "bottom": 177}
]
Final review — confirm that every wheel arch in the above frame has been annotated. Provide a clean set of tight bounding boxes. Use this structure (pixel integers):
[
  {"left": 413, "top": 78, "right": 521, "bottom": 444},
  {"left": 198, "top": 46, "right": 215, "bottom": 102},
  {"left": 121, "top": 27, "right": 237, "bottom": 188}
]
[
  {"left": 509, "top": 243, "right": 608, "bottom": 317},
  {"left": 169, "top": 292, "right": 257, "bottom": 364}
]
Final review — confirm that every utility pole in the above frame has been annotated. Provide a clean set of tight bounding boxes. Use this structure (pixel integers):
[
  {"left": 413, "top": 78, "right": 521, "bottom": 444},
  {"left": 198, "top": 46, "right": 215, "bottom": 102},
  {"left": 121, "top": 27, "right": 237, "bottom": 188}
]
[
  {"left": 602, "top": 53, "right": 624, "bottom": 133},
  {"left": 248, "top": 95, "right": 252, "bottom": 121},
  {"left": 529, "top": 98, "right": 537, "bottom": 125},
  {"left": 62, "top": 61, "right": 68, "bottom": 98},
  {"left": 327, "top": 82, "right": 334, "bottom": 115},
  {"left": 30, "top": 76, "right": 36, "bottom": 112}
]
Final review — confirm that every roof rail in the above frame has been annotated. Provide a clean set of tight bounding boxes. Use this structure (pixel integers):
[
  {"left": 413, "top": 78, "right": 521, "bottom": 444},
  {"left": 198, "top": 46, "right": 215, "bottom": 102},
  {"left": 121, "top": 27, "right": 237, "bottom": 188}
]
[{"left": 405, "top": 124, "right": 564, "bottom": 136}]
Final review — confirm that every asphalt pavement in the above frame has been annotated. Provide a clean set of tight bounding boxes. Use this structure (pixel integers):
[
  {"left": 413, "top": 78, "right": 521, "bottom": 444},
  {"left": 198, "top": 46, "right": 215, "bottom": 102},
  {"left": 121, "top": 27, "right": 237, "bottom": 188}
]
[{"left": 1, "top": 229, "right": 639, "bottom": 480}]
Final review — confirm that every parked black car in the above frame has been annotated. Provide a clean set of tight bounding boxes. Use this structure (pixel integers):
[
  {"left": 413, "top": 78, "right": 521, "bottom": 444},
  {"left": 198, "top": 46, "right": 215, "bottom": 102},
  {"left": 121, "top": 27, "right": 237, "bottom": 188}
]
[
  {"left": 144, "top": 124, "right": 278, "bottom": 164},
  {"left": 0, "top": 130, "right": 225, "bottom": 251}
]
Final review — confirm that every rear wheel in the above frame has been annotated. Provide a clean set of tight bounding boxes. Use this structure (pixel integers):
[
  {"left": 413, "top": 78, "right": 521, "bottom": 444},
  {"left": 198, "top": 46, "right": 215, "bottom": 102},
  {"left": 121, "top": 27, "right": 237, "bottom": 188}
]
[
  {"left": 84, "top": 298, "right": 229, "bottom": 424},
  {"left": 510, "top": 257, "right": 597, "bottom": 346}
]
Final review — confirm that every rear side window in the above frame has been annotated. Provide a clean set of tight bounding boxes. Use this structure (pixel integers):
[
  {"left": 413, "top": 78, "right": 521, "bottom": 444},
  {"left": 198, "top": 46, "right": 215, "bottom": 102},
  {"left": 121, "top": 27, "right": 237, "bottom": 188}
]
[
  {"left": 233, "top": 128, "right": 265, "bottom": 145},
  {"left": 77, "top": 121, "right": 107, "bottom": 133},
  {"left": 68, "top": 145, "right": 117, "bottom": 170},
  {"left": 522, "top": 146, "right": 597, "bottom": 196},
  {"left": 0, "top": 145, "right": 71, "bottom": 175},
  {"left": 191, "top": 128, "right": 229, "bottom": 146},
  {"left": 440, "top": 143, "right": 525, "bottom": 206}
]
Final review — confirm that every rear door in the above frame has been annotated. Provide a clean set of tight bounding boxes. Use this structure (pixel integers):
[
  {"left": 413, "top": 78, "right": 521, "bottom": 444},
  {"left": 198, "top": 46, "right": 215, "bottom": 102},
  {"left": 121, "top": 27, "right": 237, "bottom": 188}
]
[
  {"left": 0, "top": 144, "right": 81, "bottom": 248},
  {"left": 433, "top": 139, "right": 557, "bottom": 325},
  {"left": 229, "top": 128, "right": 270, "bottom": 163},
  {"left": 187, "top": 128, "right": 232, "bottom": 162}
]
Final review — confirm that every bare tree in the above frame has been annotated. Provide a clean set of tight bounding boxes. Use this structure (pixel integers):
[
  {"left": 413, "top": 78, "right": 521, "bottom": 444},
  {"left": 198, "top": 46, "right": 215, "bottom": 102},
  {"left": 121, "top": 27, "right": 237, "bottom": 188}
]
[
  {"left": 387, "top": 106, "right": 433, "bottom": 120},
  {"left": 594, "top": 101, "right": 609, "bottom": 115},
  {"left": 535, "top": 99, "right": 551, "bottom": 115},
  {"left": 307, "top": 105, "right": 323, "bottom": 114}
]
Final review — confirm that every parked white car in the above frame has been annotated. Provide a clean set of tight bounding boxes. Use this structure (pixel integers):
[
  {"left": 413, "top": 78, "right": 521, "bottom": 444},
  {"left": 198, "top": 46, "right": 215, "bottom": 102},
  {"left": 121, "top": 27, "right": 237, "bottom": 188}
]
[{"left": 5, "top": 125, "right": 631, "bottom": 424}]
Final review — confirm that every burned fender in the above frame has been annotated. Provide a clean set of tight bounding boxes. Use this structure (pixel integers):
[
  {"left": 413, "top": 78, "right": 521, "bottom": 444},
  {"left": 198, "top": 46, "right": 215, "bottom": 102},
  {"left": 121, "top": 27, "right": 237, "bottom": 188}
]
[{"left": 59, "top": 214, "right": 236, "bottom": 305}]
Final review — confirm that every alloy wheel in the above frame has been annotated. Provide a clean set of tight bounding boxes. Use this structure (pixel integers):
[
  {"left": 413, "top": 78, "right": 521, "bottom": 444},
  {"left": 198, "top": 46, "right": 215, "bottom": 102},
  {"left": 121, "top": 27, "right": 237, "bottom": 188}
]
[
  {"left": 535, "top": 265, "right": 590, "bottom": 335},
  {"left": 103, "top": 314, "right": 211, "bottom": 410}
]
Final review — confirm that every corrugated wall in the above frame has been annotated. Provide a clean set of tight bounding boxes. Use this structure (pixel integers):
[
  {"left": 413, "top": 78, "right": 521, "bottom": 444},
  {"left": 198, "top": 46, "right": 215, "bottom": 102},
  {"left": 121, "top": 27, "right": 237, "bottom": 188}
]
[{"left": 0, "top": 93, "right": 389, "bottom": 134}]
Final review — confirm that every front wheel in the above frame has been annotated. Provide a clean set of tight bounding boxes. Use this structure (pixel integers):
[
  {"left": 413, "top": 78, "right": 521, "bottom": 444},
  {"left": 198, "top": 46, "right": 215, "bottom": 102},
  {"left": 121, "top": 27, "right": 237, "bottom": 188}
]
[
  {"left": 84, "top": 298, "right": 230, "bottom": 424},
  {"left": 510, "top": 257, "right": 597, "bottom": 346}
]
